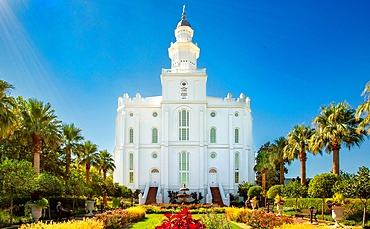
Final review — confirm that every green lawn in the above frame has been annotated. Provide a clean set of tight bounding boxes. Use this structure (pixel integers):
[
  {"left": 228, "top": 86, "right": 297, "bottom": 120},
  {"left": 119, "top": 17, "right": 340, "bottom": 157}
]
[{"left": 129, "top": 214, "right": 244, "bottom": 229}]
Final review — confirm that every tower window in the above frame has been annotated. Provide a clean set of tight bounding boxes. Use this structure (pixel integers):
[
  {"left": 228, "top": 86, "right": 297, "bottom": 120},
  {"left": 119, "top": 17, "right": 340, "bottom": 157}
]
[
  {"left": 179, "top": 110, "right": 189, "bottom": 140},
  {"left": 179, "top": 151, "right": 190, "bottom": 184},
  {"left": 129, "top": 128, "right": 134, "bottom": 143},
  {"left": 235, "top": 153, "right": 240, "bottom": 183},
  {"left": 129, "top": 153, "right": 134, "bottom": 183},
  {"left": 210, "top": 128, "right": 216, "bottom": 143},
  {"left": 152, "top": 128, "right": 158, "bottom": 143},
  {"left": 235, "top": 128, "right": 239, "bottom": 143}
]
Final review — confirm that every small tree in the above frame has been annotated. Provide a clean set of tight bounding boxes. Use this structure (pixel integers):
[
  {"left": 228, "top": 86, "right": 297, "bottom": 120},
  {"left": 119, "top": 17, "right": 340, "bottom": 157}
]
[
  {"left": 248, "top": 186, "right": 263, "bottom": 199},
  {"left": 308, "top": 173, "right": 338, "bottom": 220},
  {"left": 267, "top": 185, "right": 284, "bottom": 199},
  {"left": 335, "top": 166, "right": 370, "bottom": 227},
  {"left": 283, "top": 180, "right": 307, "bottom": 211},
  {"left": 238, "top": 181, "right": 253, "bottom": 200},
  {"left": 0, "top": 158, "right": 38, "bottom": 225},
  {"left": 37, "top": 173, "right": 64, "bottom": 219}
]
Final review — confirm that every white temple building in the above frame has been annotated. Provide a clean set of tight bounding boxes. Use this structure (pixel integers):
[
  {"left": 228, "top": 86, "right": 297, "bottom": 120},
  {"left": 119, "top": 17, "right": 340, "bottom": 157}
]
[{"left": 113, "top": 8, "right": 255, "bottom": 205}]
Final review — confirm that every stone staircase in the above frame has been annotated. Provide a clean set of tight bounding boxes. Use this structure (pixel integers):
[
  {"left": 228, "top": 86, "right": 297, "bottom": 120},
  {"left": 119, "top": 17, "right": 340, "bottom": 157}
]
[
  {"left": 210, "top": 187, "right": 224, "bottom": 206},
  {"left": 145, "top": 187, "right": 158, "bottom": 205}
]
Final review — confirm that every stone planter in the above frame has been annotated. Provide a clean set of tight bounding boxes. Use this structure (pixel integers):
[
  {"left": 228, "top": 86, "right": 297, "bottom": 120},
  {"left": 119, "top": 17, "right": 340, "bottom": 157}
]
[
  {"left": 332, "top": 205, "right": 345, "bottom": 227},
  {"left": 28, "top": 204, "right": 43, "bottom": 223},
  {"left": 251, "top": 200, "right": 258, "bottom": 210},
  {"left": 86, "top": 200, "right": 95, "bottom": 216},
  {"left": 276, "top": 203, "right": 284, "bottom": 215}
]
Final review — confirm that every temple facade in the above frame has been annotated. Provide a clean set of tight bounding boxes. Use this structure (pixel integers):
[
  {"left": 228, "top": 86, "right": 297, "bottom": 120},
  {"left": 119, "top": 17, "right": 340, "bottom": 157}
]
[{"left": 113, "top": 9, "right": 255, "bottom": 205}]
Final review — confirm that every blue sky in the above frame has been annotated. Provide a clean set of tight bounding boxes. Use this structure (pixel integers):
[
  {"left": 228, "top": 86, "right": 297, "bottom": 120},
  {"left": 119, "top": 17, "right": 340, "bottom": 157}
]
[{"left": 1, "top": 0, "right": 370, "bottom": 178}]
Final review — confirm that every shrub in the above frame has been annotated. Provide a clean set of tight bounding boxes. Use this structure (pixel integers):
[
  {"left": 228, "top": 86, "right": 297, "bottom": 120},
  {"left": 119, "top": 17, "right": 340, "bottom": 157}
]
[
  {"left": 248, "top": 186, "right": 262, "bottom": 199},
  {"left": 19, "top": 218, "right": 104, "bottom": 229},
  {"left": 267, "top": 185, "right": 284, "bottom": 199},
  {"left": 225, "top": 207, "right": 249, "bottom": 223},
  {"left": 244, "top": 210, "right": 293, "bottom": 229},
  {"left": 94, "top": 207, "right": 146, "bottom": 229},
  {"left": 155, "top": 208, "right": 206, "bottom": 229},
  {"left": 202, "top": 208, "right": 231, "bottom": 229}
]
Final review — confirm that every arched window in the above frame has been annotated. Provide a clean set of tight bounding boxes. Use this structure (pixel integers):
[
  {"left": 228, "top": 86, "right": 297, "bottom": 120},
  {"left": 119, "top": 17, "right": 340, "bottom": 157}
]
[
  {"left": 129, "top": 128, "right": 134, "bottom": 143},
  {"left": 179, "top": 151, "right": 189, "bottom": 184},
  {"left": 235, "top": 128, "right": 239, "bottom": 143},
  {"left": 210, "top": 128, "right": 216, "bottom": 143},
  {"left": 179, "top": 110, "right": 189, "bottom": 140},
  {"left": 152, "top": 128, "right": 158, "bottom": 143},
  {"left": 234, "top": 153, "right": 240, "bottom": 183},
  {"left": 129, "top": 153, "right": 134, "bottom": 183}
]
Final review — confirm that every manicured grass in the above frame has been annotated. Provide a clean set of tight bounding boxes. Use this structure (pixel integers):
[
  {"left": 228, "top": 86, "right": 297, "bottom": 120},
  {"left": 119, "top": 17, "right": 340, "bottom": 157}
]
[{"left": 128, "top": 213, "right": 244, "bottom": 229}]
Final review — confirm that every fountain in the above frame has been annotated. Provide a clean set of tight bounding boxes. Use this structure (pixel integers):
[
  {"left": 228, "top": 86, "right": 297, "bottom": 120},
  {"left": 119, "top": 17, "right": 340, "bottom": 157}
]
[{"left": 177, "top": 184, "right": 191, "bottom": 203}]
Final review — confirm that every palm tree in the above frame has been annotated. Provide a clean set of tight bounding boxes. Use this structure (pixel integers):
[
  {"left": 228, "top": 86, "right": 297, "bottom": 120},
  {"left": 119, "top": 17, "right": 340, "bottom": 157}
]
[
  {"left": 284, "top": 124, "right": 316, "bottom": 185},
  {"left": 20, "top": 98, "right": 61, "bottom": 175},
  {"left": 97, "top": 150, "right": 116, "bottom": 206},
  {"left": 0, "top": 80, "right": 17, "bottom": 137},
  {"left": 254, "top": 142, "right": 274, "bottom": 192},
  {"left": 79, "top": 140, "right": 99, "bottom": 184},
  {"left": 311, "top": 102, "right": 364, "bottom": 175},
  {"left": 62, "top": 123, "right": 84, "bottom": 177},
  {"left": 271, "top": 137, "right": 290, "bottom": 185},
  {"left": 97, "top": 150, "right": 116, "bottom": 181},
  {"left": 356, "top": 81, "right": 370, "bottom": 134}
]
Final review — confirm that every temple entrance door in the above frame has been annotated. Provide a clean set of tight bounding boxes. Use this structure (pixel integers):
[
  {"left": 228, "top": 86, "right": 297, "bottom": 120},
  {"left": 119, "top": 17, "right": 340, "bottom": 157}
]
[{"left": 208, "top": 168, "right": 217, "bottom": 186}]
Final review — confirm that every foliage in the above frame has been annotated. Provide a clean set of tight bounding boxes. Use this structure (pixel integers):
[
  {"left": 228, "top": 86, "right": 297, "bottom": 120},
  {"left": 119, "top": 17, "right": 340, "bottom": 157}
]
[
  {"left": 0, "top": 158, "right": 38, "bottom": 225},
  {"left": 356, "top": 81, "right": 370, "bottom": 134},
  {"left": 19, "top": 218, "right": 104, "bottom": 229},
  {"left": 273, "top": 224, "right": 328, "bottom": 229},
  {"left": 93, "top": 207, "right": 146, "bottom": 229},
  {"left": 284, "top": 124, "right": 316, "bottom": 185},
  {"left": 201, "top": 208, "right": 231, "bottom": 229},
  {"left": 37, "top": 173, "right": 64, "bottom": 197},
  {"left": 168, "top": 190, "right": 179, "bottom": 204},
  {"left": 238, "top": 181, "right": 253, "bottom": 200},
  {"left": 248, "top": 186, "right": 262, "bottom": 199},
  {"left": 283, "top": 180, "right": 307, "bottom": 210},
  {"left": 334, "top": 166, "right": 370, "bottom": 226},
  {"left": 267, "top": 185, "right": 284, "bottom": 199},
  {"left": 27, "top": 198, "right": 48, "bottom": 208},
  {"left": 274, "top": 194, "right": 286, "bottom": 204},
  {"left": 308, "top": 173, "right": 338, "bottom": 198},
  {"left": 311, "top": 102, "right": 365, "bottom": 175},
  {"left": 155, "top": 208, "right": 206, "bottom": 229},
  {"left": 244, "top": 209, "right": 294, "bottom": 229}
]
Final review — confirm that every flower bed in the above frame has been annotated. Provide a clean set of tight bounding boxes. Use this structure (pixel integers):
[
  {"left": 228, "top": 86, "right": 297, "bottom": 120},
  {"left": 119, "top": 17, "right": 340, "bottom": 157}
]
[{"left": 93, "top": 207, "right": 146, "bottom": 229}]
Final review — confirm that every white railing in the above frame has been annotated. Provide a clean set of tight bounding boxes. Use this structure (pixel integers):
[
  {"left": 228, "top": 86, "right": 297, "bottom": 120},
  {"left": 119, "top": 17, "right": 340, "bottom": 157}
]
[
  {"left": 156, "top": 184, "right": 163, "bottom": 204},
  {"left": 138, "top": 182, "right": 150, "bottom": 205},
  {"left": 218, "top": 183, "right": 230, "bottom": 206},
  {"left": 162, "top": 68, "right": 206, "bottom": 74},
  {"left": 206, "top": 185, "right": 212, "bottom": 204}
]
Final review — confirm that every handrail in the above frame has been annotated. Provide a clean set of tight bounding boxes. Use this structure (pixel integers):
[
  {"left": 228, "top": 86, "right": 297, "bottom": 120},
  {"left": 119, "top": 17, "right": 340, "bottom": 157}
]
[
  {"left": 138, "top": 182, "right": 150, "bottom": 205},
  {"left": 206, "top": 185, "right": 212, "bottom": 204},
  {"left": 218, "top": 183, "right": 230, "bottom": 206},
  {"left": 156, "top": 183, "right": 162, "bottom": 204}
]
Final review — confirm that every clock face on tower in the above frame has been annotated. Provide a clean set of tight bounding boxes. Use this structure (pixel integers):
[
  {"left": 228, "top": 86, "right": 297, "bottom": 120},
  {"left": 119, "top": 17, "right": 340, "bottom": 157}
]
[{"left": 180, "top": 81, "right": 188, "bottom": 99}]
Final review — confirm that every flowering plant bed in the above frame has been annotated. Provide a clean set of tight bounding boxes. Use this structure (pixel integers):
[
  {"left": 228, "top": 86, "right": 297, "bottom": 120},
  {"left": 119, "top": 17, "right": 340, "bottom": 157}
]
[
  {"left": 93, "top": 207, "right": 145, "bottom": 229},
  {"left": 155, "top": 208, "right": 206, "bottom": 229}
]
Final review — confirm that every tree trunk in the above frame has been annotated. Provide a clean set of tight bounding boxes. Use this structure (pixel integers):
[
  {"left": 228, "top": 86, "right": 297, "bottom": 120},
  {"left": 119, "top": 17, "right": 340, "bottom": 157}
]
[
  {"left": 363, "top": 199, "right": 368, "bottom": 227},
  {"left": 32, "top": 134, "right": 41, "bottom": 175},
  {"left": 332, "top": 148, "right": 340, "bottom": 175},
  {"left": 66, "top": 148, "right": 71, "bottom": 176},
  {"left": 262, "top": 170, "right": 267, "bottom": 191},
  {"left": 300, "top": 151, "right": 307, "bottom": 185},
  {"left": 279, "top": 162, "right": 285, "bottom": 185},
  {"left": 86, "top": 163, "right": 90, "bottom": 184},
  {"left": 103, "top": 194, "right": 107, "bottom": 206},
  {"left": 10, "top": 195, "right": 13, "bottom": 226},
  {"left": 103, "top": 170, "right": 107, "bottom": 181},
  {"left": 321, "top": 197, "right": 325, "bottom": 220}
]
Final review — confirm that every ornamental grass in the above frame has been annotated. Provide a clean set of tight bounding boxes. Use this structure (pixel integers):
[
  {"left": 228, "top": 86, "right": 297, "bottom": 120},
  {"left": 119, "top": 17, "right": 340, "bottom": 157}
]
[{"left": 19, "top": 218, "right": 103, "bottom": 229}]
